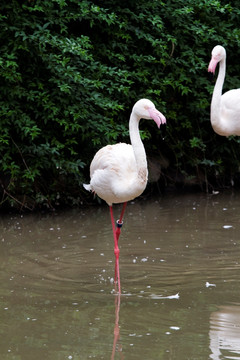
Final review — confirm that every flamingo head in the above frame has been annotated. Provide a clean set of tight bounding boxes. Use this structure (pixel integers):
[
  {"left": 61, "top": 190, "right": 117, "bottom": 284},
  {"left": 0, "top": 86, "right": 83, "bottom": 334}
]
[
  {"left": 132, "top": 98, "right": 166, "bottom": 128},
  {"left": 208, "top": 45, "right": 226, "bottom": 74}
]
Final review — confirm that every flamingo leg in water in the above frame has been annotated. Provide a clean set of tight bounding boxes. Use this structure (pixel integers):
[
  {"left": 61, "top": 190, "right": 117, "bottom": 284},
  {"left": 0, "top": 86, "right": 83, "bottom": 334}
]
[
  {"left": 109, "top": 202, "right": 127, "bottom": 293},
  {"left": 110, "top": 206, "right": 121, "bottom": 293}
]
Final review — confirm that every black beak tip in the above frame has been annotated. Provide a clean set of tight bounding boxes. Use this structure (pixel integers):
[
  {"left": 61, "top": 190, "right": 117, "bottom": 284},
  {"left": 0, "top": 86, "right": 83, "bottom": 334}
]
[
  {"left": 208, "top": 72, "right": 214, "bottom": 81},
  {"left": 160, "top": 123, "right": 166, "bottom": 140}
]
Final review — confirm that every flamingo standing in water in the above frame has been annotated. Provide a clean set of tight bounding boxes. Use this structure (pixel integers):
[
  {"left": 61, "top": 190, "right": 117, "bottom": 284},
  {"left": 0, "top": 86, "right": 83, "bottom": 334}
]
[
  {"left": 83, "top": 98, "right": 166, "bottom": 293},
  {"left": 208, "top": 45, "right": 240, "bottom": 136}
]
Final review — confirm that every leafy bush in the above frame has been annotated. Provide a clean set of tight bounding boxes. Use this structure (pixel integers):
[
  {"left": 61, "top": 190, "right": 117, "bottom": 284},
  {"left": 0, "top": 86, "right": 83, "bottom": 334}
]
[{"left": 1, "top": 0, "right": 240, "bottom": 209}]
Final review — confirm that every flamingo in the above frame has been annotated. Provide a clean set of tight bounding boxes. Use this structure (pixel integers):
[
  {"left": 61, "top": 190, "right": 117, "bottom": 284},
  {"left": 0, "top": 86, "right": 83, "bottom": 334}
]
[
  {"left": 208, "top": 45, "right": 240, "bottom": 136},
  {"left": 83, "top": 98, "right": 166, "bottom": 293}
]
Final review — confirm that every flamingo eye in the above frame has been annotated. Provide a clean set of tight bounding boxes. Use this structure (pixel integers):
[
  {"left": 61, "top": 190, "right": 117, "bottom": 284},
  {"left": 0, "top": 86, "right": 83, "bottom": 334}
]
[{"left": 214, "top": 53, "right": 221, "bottom": 60}]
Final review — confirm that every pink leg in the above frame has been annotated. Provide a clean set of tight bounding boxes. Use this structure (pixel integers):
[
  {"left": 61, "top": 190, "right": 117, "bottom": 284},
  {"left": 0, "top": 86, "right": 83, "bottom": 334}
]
[
  {"left": 109, "top": 202, "right": 127, "bottom": 294},
  {"left": 110, "top": 206, "right": 121, "bottom": 293}
]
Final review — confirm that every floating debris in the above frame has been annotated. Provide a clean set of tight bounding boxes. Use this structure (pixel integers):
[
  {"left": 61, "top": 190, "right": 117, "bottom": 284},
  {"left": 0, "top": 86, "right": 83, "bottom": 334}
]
[
  {"left": 206, "top": 281, "right": 216, "bottom": 288},
  {"left": 150, "top": 292, "right": 180, "bottom": 300},
  {"left": 170, "top": 326, "right": 180, "bottom": 331},
  {"left": 223, "top": 225, "right": 233, "bottom": 229}
]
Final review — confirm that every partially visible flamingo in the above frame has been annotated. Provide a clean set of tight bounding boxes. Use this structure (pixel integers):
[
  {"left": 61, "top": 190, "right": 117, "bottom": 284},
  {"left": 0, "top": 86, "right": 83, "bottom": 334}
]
[
  {"left": 83, "top": 99, "right": 166, "bottom": 293},
  {"left": 208, "top": 45, "right": 240, "bottom": 136}
]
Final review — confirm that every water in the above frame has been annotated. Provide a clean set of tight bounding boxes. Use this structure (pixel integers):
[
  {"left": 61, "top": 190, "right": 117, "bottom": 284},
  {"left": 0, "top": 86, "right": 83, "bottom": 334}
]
[{"left": 1, "top": 190, "right": 240, "bottom": 359}]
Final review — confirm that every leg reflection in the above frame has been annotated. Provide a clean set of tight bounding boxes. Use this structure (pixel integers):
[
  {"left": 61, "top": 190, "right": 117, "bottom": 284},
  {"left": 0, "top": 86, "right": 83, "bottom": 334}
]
[{"left": 111, "top": 293, "right": 124, "bottom": 360}]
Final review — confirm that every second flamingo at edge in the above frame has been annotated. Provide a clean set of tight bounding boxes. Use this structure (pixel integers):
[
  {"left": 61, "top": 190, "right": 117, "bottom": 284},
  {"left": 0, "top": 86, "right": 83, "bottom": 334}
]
[{"left": 208, "top": 45, "right": 240, "bottom": 136}]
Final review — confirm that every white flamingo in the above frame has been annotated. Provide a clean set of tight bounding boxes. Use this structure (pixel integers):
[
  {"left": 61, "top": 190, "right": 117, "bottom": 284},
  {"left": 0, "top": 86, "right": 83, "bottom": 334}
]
[
  {"left": 83, "top": 98, "right": 166, "bottom": 293},
  {"left": 208, "top": 45, "right": 240, "bottom": 136}
]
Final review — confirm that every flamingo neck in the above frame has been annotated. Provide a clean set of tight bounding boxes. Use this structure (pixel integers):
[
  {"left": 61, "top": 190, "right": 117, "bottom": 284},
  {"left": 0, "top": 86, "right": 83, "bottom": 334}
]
[
  {"left": 129, "top": 112, "right": 147, "bottom": 172},
  {"left": 211, "top": 56, "right": 226, "bottom": 129}
]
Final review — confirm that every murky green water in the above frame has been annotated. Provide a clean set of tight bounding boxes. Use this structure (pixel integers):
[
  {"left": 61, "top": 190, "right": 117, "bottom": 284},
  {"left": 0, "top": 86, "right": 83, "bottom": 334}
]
[{"left": 1, "top": 190, "right": 240, "bottom": 359}]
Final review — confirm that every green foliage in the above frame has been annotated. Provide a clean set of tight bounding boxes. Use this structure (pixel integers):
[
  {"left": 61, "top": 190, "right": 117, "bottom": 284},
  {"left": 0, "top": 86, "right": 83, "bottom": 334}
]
[{"left": 1, "top": 0, "right": 240, "bottom": 209}]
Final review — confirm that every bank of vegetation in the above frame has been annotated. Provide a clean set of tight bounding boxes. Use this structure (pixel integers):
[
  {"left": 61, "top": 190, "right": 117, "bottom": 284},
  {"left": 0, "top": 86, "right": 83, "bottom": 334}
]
[{"left": 1, "top": 0, "right": 240, "bottom": 210}]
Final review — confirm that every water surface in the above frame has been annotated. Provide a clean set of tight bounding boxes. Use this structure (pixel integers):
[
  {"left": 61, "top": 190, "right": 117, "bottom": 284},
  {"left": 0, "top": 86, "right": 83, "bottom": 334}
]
[{"left": 1, "top": 190, "right": 240, "bottom": 359}]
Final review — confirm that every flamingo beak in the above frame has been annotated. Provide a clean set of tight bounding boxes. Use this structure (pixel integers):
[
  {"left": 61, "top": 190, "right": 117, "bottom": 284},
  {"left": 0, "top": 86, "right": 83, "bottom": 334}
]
[
  {"left": 148, "top": 108, "right": 166, "bottom": 128},
  {"left": 208, "top": 57, "right": 218, "bottom": 74}
]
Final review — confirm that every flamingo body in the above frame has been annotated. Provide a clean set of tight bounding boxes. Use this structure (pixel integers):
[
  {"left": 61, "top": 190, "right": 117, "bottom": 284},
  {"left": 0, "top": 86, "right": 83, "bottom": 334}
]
[
  {"left": 85, "top": 143, "right": 147, "bottom": 206},
  {"left": 208, "top": 45, "right": 240, "bottom": 136}
]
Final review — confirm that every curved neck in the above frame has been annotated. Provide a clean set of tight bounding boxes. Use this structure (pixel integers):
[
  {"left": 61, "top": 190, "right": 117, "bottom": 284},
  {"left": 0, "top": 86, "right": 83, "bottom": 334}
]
[
  {"left": 211, "top": 57, "right": 226, "bottom": 127},
  {"left": 129, "top": 112, "right": 147, "bottom": 170}
]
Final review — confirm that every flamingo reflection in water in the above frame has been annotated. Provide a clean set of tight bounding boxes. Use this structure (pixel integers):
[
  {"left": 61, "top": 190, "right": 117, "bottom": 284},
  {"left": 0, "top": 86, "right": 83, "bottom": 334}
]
[{"left": 209, "top": 305, "right": 240, "bottom": 359}]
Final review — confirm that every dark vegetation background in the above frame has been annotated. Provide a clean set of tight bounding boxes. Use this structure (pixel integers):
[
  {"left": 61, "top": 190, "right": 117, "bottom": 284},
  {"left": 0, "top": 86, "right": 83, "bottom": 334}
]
[{"left": 1, "top": 0, "right": 240, "bottom": 210}]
